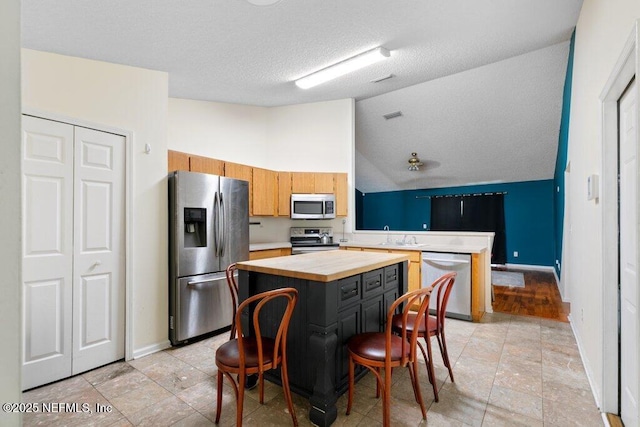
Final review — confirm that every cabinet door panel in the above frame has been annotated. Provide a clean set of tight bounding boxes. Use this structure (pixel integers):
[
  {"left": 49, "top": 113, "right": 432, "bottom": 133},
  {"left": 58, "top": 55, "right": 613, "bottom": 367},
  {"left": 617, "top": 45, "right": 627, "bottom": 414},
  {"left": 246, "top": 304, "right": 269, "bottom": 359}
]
[
  {"left": 291, "top": 172, "right": 315, "bottom": 193},
  {"left": 314, "top": 172, "right": 334, "bottom": 193},
  {"left": 252, "top": 167, "right": 277, "bottom": 216},
  {"left": 362, "top": 294, "right": 384, "bottom": 333},
  {"left": 277, "top": 172, "right": 292, "bottom": 216},
  {"left": 168, "top": 150, "right": 190, "bottom": 172},
  {"left": 336, "top": 304, "right": 360, "bottom": 387},
  {"left": 189, "top": 155, "right": 223, "bottom": 175},
  {"left": 335, "top": 173, "right": 348, "bottom": 216}
]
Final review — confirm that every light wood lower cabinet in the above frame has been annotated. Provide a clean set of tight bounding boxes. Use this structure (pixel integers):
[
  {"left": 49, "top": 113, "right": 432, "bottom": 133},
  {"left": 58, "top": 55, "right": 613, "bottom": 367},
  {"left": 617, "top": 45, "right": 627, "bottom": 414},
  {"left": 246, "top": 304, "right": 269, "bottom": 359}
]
[
  {"left": 340, "top": 246, "right": 486, "bottom": 321},
  {"left": 249, "top": 247, "right": 291, "bottom": 260}
]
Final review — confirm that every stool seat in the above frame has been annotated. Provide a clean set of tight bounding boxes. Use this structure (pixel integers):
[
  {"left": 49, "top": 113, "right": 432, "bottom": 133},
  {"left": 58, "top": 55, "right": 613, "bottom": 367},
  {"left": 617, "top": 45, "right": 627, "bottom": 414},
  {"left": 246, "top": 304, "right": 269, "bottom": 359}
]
[
  {"left": 216, "top": 337, "right": 276, "bottom": 368},
  {"left": 347, "top": 332, "right": 410, "bottom": 361},
  {"left": 391, "top": 313, "right": 436, "bottom": 335}
]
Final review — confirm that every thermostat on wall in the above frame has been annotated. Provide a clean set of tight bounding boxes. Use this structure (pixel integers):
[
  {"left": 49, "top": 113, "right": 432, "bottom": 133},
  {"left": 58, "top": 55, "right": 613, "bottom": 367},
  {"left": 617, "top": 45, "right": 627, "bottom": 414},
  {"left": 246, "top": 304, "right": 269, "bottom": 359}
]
[{"left": 587, "top": 174, "right": 599, "bottom": 200}]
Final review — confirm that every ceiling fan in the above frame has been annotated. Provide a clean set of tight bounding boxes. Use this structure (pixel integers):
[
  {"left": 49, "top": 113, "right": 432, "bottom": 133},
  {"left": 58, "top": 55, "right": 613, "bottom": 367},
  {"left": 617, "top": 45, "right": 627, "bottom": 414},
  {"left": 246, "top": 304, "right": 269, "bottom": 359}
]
[{"left": 408, "top": 152, "right": 424, "bottom": 171}]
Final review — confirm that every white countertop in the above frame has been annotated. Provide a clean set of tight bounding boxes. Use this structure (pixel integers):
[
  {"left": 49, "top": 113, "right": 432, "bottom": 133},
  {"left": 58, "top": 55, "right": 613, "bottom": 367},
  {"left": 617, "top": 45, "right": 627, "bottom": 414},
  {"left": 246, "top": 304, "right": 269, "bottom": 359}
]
[
  {"left": 339, "top": 242, "right": 486, "bottom": 254},
  {"left": 249, "top": 242, "right": 292, "bottom": 251}
]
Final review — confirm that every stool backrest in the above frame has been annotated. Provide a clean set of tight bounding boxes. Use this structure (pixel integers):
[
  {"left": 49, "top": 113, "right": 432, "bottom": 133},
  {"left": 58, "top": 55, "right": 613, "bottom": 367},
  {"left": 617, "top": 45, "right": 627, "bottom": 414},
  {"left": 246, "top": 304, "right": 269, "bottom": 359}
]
[{"left": 235, "top": 287, "right": 298, "bottom": 372}]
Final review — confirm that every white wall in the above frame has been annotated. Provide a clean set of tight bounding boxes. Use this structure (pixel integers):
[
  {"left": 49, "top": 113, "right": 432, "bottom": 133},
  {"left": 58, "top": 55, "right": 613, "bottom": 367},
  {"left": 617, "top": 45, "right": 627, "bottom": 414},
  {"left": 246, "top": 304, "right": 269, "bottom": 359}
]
[
  {"left": 0, "top": 0, "right": 22, "bottom": 425},
  {"left": 566, "top": 0, "right": 640, "bottom": 406},
  {"left": 168, "top": 98, "right": 355, "bottom": 242},
  {"left": 168, "top": 98, "right": 269, "bottom": 167},
  {"left": 22, "top": 49, "right": 170, "bottom": 356}
]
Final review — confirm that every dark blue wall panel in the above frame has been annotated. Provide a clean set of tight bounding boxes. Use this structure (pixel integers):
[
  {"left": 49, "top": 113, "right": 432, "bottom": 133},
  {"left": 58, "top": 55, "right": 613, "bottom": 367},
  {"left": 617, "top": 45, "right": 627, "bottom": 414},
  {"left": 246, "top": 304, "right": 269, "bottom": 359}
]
[
  {"left": 358, "top": 179, "right": 555, "bottom": 266},
  {"left": 553, "top": 29, "right": 575, "bottom": 276}
]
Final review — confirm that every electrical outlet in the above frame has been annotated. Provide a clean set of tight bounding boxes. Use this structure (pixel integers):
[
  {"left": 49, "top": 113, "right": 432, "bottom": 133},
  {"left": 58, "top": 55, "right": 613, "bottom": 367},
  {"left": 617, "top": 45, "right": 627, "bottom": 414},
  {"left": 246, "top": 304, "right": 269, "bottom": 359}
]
[
  {"left": 513, "top": 251, "right": 519, "bottom": 257},
  {"left": 422, "top": 223, "right": 427, "bottom": 229}
]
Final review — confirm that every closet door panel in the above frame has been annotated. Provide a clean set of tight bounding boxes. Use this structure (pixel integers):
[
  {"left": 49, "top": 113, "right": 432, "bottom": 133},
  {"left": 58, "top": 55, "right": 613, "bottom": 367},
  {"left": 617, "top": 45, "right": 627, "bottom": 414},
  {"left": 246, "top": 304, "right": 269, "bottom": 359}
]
[
  {"left": 72, "top": 127, "right": 125, "bottom": 374},
  {"left": 21, "top": 116, "right": 74, "bottom": 390}
]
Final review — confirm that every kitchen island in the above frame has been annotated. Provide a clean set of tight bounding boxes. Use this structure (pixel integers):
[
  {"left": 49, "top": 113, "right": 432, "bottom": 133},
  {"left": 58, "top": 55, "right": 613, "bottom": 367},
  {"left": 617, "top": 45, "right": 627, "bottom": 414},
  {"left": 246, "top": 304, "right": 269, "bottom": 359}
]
[{"left": 236, "top": 250, "right": 409, "bottom": 427}]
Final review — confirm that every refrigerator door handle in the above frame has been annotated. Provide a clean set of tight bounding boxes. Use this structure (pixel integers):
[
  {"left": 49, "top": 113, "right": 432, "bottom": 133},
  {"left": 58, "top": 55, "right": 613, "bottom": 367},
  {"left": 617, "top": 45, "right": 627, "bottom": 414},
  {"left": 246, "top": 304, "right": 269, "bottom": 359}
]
[
  {"left": 219, "top": 193, "right": 226, "bottom": 257},
  {"left": 213, "top": 191, "right": 220, "bottom": 257}
]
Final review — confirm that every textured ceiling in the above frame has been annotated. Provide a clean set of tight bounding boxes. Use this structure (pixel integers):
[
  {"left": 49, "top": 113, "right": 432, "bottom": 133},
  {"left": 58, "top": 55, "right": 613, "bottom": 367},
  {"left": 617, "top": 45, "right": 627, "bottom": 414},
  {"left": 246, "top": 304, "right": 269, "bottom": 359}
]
[{"left": 21, "top": 0, "right": 583, "bottom": 192}]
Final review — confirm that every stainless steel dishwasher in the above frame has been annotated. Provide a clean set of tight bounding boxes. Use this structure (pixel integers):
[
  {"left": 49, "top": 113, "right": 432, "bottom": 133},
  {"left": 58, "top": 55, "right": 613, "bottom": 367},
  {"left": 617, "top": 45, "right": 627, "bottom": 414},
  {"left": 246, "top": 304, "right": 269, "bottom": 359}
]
[{"left": 422, "top": 252, "right": 472, "bottom": 321}]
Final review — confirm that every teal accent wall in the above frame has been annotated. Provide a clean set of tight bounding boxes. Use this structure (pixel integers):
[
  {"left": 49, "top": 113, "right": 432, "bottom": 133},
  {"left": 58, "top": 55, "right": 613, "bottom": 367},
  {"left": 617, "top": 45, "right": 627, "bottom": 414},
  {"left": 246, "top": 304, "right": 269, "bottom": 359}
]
[
  {"left": 358, "top": 179, "right": 555, "bottom": 266},
  {"left": 553, "top": 29, "right": 575, "bottom": 276}
]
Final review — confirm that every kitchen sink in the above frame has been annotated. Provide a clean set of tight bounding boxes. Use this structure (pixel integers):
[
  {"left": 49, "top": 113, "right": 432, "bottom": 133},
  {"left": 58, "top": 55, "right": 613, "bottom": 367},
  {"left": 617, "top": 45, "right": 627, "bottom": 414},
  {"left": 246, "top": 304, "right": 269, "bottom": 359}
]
[{"left": 378, "top": 242, "right": 424, "bottom": 248}]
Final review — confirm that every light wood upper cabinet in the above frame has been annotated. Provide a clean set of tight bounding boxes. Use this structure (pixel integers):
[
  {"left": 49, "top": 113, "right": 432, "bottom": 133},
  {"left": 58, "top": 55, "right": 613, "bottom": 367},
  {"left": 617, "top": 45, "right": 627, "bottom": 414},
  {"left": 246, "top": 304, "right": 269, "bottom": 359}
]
[
  {"left": 314, "top": 173, "right": 334, "bottom": 193},
  {"left": 189, "top": 155, "right": 224, "bottom": 175},
  {"left": 252, "top": 167, "right": 278, "bottom": 216},
  {"left": 224, "top": 161, "right": 253, "bottom": 215},
  {"left": 291, "top": 172, "right": 315, "bottom": 193},
  {"left": 278, "top": 172, "right": 292, "bottom": 217},
  {"left": 224, "top": 161, "right": 252, "bottom": 182},
  {"left": 334, "top": 172, "right": 348, "bottom": 216},
  {"left": 168, "top": 150, "right": 190, "bottom": 172},
  {"left": 167, "top": 150, "right": 348, "bottom": 217}
]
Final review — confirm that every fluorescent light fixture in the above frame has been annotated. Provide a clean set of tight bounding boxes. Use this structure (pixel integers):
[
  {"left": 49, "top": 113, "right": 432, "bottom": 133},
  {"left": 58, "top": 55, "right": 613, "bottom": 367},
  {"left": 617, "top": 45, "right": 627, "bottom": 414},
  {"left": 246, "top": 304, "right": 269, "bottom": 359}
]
[{"left": 295, "top": 47, "right": 390, "bottom": 89}]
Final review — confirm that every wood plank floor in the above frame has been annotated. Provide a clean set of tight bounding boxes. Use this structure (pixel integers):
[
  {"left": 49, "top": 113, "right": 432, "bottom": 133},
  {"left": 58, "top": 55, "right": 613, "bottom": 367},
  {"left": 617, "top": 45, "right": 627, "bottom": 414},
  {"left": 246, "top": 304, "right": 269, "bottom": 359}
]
[{"left": 491, "top": 268, "right": 570, "bottom": 322}]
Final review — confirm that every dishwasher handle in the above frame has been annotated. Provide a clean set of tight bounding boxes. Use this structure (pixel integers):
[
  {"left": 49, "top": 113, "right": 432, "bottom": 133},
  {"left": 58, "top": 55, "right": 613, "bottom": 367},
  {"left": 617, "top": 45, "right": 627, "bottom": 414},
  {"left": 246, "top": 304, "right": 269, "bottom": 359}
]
[{"left": 422, "top": 258, "right": 470, "bottom": 265}]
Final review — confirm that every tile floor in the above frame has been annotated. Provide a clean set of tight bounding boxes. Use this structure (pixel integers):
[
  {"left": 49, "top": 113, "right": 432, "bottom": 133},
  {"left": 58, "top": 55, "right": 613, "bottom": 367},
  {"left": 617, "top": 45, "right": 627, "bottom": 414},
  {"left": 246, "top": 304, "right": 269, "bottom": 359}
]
[{"left": 23, "top": 312, "right": 603, "bottom": 426}]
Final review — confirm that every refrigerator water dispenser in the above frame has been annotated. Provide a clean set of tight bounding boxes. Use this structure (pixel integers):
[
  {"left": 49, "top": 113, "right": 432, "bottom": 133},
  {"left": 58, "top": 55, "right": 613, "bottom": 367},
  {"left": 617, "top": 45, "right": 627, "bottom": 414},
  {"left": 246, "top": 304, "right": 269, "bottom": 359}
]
[{"left": 184, "top": 207, "right": 206, "bottom": 247}]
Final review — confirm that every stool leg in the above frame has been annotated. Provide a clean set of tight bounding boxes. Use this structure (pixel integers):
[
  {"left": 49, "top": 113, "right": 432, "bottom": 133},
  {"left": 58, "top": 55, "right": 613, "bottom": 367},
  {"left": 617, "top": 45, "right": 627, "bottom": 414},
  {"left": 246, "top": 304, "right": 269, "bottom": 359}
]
[
  {"left": 346, "top": 355, "right": 355, "bottom": 415},
  {"left": 215, "top": 370, "right": 223, "bottom": 423}
]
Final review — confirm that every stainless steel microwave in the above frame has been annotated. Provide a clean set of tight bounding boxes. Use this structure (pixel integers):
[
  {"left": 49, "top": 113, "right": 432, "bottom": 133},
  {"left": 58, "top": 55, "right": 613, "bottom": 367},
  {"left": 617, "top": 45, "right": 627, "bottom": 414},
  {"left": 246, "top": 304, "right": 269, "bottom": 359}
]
[{"left": 291, "top": 194, "right": 336, "bottom": 219}]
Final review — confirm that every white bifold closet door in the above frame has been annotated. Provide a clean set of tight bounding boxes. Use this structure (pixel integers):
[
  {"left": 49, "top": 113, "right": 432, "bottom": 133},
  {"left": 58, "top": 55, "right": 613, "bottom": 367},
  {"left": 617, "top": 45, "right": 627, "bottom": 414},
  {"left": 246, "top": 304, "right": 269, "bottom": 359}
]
[
  {"left": 21, "top": 115, "right": 125, "bottom": 390},
  {"left": 619, "top": 80, "right": 639, "bottom": 427}
]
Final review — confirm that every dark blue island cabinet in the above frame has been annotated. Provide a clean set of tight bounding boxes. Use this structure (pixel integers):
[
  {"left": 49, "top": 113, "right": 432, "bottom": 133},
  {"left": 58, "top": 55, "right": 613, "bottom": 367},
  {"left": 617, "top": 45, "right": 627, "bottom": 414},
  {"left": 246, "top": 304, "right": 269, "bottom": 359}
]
[{"left": 236, "top": 250, "right": 409, "bottom": 427}]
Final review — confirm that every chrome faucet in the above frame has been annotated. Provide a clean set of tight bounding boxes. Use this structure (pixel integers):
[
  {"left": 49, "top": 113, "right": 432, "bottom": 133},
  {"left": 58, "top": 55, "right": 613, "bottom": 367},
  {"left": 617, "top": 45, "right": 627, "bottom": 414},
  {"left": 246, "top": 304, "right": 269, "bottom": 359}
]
[{"left": 383, "top": 225, "right": 391, "bottom": 244}]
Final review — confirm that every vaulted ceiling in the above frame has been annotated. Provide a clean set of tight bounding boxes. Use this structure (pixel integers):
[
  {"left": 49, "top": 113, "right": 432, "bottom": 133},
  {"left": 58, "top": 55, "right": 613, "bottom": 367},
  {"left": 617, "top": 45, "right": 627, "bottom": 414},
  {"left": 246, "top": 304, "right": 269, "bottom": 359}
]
[{"left": 21, "top": 0, "right": 583, "bottom": 192}]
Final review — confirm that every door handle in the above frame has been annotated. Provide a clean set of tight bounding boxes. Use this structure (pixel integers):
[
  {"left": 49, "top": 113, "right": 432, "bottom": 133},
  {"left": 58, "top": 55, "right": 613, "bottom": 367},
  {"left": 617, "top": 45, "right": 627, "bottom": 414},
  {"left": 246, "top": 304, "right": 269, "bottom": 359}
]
[
  {"left": 219, "top": 193, "right": 226, "bottom": 257},
  {"left": 214, "top": 192, "right": 220, "bottom": 257},
  {"left": 187, "top": 278, "right": 217, "bottom": 286},
  {"left": 423, "top": 258, "right": 469, "bottom": 265}
]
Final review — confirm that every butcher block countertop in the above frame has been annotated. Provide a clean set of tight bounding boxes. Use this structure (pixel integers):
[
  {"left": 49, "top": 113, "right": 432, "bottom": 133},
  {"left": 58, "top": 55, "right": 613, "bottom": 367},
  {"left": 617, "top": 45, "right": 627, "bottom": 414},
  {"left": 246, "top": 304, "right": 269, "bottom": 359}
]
[{"left": 236, "top": 249, "right": 409, "bottom": 282}]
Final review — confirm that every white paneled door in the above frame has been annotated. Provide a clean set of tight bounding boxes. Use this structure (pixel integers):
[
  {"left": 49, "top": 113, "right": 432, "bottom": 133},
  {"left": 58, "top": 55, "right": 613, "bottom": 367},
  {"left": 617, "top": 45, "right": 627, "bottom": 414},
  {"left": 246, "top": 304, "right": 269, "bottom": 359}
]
[
  {"left": 21, "top": 116, "right": 125, "bottom": 390},
  {"left": 619, "top": 80, "right": 639, "bottom": 427}
]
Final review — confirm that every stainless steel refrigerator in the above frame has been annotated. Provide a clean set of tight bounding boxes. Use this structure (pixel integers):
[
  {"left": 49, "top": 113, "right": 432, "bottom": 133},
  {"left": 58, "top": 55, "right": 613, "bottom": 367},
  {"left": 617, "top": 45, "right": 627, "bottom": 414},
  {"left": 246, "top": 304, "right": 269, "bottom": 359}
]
[{"left": 168, "top": 171, "right": 249, "bottom": 345}]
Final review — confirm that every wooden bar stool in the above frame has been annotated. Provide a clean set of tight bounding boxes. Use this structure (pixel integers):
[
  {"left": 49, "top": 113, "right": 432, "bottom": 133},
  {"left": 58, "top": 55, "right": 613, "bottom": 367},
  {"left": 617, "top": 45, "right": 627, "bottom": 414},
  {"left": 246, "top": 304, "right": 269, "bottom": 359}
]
[
  {"left": 346, "top": 286, "right": 434, "bottom": 426},
  {"left": 214, "top": 287, "right": 298, "bottom": 427},
  {"left": 224, "top": 263, "right": 239, "bottom": 340},
  {"left": 391, "top": 272, "right": 457, "bottom": 402}
]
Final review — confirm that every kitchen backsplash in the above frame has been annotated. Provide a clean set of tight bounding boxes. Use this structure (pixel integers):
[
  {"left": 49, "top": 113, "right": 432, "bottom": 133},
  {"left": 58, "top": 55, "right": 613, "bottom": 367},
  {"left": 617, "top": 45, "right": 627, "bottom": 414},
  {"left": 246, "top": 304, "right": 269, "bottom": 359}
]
[{"left": 249, "top": 216, "right": 350, "bottom": 243}]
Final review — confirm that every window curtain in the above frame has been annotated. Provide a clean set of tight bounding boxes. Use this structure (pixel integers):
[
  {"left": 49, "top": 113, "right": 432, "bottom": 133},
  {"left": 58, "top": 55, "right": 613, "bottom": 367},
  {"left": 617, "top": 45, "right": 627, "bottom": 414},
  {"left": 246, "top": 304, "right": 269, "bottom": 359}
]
[{"left": 430, "top": 194, "right": 506, "bottom": 264}]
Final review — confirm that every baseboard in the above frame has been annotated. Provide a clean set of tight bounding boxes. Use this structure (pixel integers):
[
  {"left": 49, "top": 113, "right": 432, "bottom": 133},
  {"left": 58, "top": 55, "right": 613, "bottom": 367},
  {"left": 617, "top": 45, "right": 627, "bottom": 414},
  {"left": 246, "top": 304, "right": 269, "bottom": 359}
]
[
  {"left": 132, "top": 340, "right": 171, "bottom": 360},
  {"left": 568, "top": 314, "right": 603, "bottom": 411},
  {"left": 504, "top": 263, "right": 555, "bottom": 272}
]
